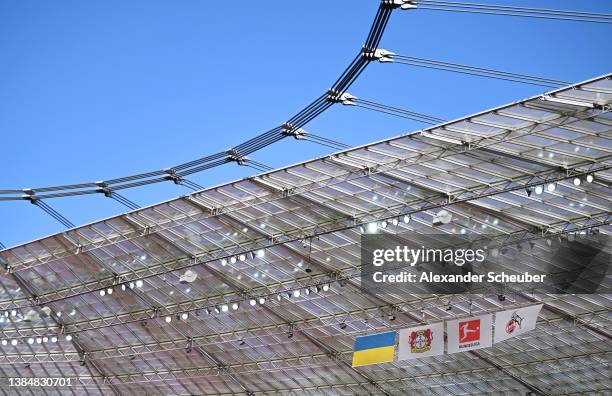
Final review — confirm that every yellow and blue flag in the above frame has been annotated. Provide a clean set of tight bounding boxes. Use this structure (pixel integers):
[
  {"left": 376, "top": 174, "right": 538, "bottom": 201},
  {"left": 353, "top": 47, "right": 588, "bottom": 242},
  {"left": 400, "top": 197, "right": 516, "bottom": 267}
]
[{"left": 352, "top": 331, "right": 396, "bottom": 367}]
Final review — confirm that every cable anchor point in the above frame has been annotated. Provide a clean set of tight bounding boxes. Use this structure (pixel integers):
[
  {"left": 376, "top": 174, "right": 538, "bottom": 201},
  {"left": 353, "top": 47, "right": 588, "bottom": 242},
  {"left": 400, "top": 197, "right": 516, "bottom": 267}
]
[
  {"left": 281, "top": 123, "right": 306, "bottom": 139},
  {"left": 163, "top": 168, "right": 183, "bottom": 184},
  {"left": 226, "top": 149, "right": 248, "bottom": 166},
  {"left": 388, "top": 0, "right": 417, "bottom": 10},
  {"left": 326, "top": 90, "right": 357, "bottom": 105}
]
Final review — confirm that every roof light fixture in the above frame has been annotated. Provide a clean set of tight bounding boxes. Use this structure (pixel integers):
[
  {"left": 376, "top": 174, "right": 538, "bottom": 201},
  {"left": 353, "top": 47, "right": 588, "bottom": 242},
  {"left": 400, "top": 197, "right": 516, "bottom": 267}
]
[{"left": 367, "top": 222, "right": 378, "bottom": 233}]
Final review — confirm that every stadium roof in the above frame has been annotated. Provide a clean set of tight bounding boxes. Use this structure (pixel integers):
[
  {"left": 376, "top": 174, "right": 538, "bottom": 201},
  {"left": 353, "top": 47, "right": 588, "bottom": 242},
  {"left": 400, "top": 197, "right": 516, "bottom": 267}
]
[{"left": 0, "top": 74, "right": 611, "bottom": 395}]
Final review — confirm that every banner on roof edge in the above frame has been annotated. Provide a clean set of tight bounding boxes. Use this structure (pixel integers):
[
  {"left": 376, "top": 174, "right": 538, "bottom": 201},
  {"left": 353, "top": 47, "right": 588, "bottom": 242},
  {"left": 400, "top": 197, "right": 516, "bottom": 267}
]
[
  {"left": 447, "top": 314, "right": 492, "bottom": 354},
  {"left": 398, "top": 322, "right": 444, "bottom": 361},
  {"left": 494, "top": 304, "right": 543, "bottom": 343}
]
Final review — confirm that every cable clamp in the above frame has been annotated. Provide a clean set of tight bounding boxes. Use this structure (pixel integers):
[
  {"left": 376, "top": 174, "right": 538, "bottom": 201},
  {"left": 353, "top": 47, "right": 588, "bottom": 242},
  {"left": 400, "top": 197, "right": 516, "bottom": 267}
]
[
  {"left": 391, "top": 0, "right": 417, "bottom": 10},
  {"left": 281, "top": 123, "right": 306, "bottom": 139},
  {"left": 327, "top": 90, "right": 357, "bottom": 105},
  {"left": 93, "top": 182, "right": 113, "bottom": 197},
  {"left": 163, "top": 168, "right": 182, "bottom": 184},
  {"left": 375, "top": 48, "right": 396, "bottom": 62},
  {"left": 96, "top": 187, "right": 113, "bottom": 198},
  {"left": 361, "top": 47, "right": 395, "bottom": 62},
  {"left": 22, "top": 189, "right": 35, "bottom": 202},
  {"left": 226, "top": 149, "right": 247, "bottom": 165}
]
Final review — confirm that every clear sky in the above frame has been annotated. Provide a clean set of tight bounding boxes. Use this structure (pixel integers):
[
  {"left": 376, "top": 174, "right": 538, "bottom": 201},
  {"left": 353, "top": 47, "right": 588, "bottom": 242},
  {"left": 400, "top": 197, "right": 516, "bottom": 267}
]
[{"left": 1, "top": 0, "right": 611, "bottom": 247}]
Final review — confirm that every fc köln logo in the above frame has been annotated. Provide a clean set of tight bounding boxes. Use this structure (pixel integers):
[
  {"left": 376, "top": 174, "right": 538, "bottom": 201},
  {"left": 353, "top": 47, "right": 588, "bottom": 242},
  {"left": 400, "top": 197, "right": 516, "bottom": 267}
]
[
  {"left": 505, "top": 312, "right": 524, "bottom": 335},
  {"left": 409, "top": 329, "right": 433, "bottom": 353}
]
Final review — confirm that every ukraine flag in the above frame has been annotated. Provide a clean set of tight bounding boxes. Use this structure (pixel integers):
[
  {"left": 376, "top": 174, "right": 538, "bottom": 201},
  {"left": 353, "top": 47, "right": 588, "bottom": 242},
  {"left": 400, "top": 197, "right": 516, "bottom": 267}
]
[{"left": 352, "top": 331, "right": 396, "bottom": 367}]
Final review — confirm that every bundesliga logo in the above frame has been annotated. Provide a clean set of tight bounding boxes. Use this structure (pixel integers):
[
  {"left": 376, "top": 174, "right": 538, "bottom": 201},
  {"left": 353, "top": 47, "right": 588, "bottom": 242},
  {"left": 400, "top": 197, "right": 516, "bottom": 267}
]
[
  {"left": 458, "top": 319, "right": 481, "bottom": 348},
  {"left": 410, "top": 329, "right": 433, "bottom": 353},
  {"left": 505, "top": 312, "right": 524, "bottom": 335}
]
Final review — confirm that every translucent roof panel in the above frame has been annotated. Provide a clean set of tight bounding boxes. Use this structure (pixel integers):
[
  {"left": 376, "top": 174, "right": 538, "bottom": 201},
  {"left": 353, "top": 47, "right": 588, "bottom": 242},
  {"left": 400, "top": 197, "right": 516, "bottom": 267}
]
[{"left": 0, "top": 75, "right": 610, "bottom": 394}]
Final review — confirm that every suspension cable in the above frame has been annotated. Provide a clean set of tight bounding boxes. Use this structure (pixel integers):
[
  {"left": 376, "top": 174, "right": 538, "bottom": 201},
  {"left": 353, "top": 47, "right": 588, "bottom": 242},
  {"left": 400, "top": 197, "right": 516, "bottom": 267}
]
[
  {"left": 241, "top": 160, "right": 274, "bottom": 173},
  {"left": 349, "top": 96, "right": 447, "bottom": 125},
  {"left": 415, "top": 1, "right": 612, "bottom": 24},
  {"left": 177, "top": 179, "right": 205, "bottom": 192},
  {"left": 107, "top": 192, "right": 140, "bottom": 211},
  {"left": 301, "top": 133, "right": 352, "bottom": 150},
  {"left": 1, "top": 1, "right": 408, "bottom": 204},
  {"left": 31, "top": 200, "right": 76, "bottom": 228},
  {"left": 391, "top": 54, "right": 570, "bottom": 88}
]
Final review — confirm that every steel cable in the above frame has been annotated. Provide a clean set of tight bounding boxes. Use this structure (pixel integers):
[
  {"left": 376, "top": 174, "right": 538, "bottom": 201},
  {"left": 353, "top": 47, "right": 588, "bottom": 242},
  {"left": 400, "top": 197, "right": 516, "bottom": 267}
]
[
  {"left": 179, "top": 179, "right": 205, "bottom": 192},
  {"left": 392, "top": 55, "right": 570, "bottom": 88},
  {"left": 352, "top": 98, "right": 446, "bottom": 125},
  {"left": 108, "top": 192, "right": 140, "bottom": 211},
  {"left": 301, "top": 133, "right": 352, "bottom": 150},
  {"left": 33, "top": 200, "right": 76, "bottom": 228},
  {"left": 416, "top": 1, "right": 612, "bottom": 24},
  {"left": 1, "top": 2, "right": 397, "bottom": 204}
]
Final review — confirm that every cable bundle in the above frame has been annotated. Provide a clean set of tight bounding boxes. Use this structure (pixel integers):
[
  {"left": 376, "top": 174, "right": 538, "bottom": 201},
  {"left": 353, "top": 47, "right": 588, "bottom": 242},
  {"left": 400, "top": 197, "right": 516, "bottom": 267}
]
[
  {"left": 392, "top": 55, "right": 570, "bottom": 88},
  {"left": 416, "top": 1, "right": 612, "bottom": 24},
  {"left": 301, "top": 133, "right": 351, "bottom": 150},
  {"left": 352, "top": 98, "right": 446, "bottom": 125},
  {"left": 0, "top": 2, "right": 398, "bottom": 205}
]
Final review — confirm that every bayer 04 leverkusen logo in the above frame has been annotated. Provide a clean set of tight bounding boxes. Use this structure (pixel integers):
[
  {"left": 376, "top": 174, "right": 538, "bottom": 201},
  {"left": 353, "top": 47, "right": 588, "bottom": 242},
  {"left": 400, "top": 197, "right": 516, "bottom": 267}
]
[
  {"left": 409, "top": 329, "right": 433, "bottom": 353},
  {"left": 505, "top": 312, "right": 524, "bottom": 335}
]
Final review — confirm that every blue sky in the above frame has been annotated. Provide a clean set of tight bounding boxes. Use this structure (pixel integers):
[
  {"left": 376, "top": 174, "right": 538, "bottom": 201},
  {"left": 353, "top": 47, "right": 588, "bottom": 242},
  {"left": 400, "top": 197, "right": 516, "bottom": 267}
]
[{"left": 1, "top": 0, "right": 611, "bottom": 247}]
